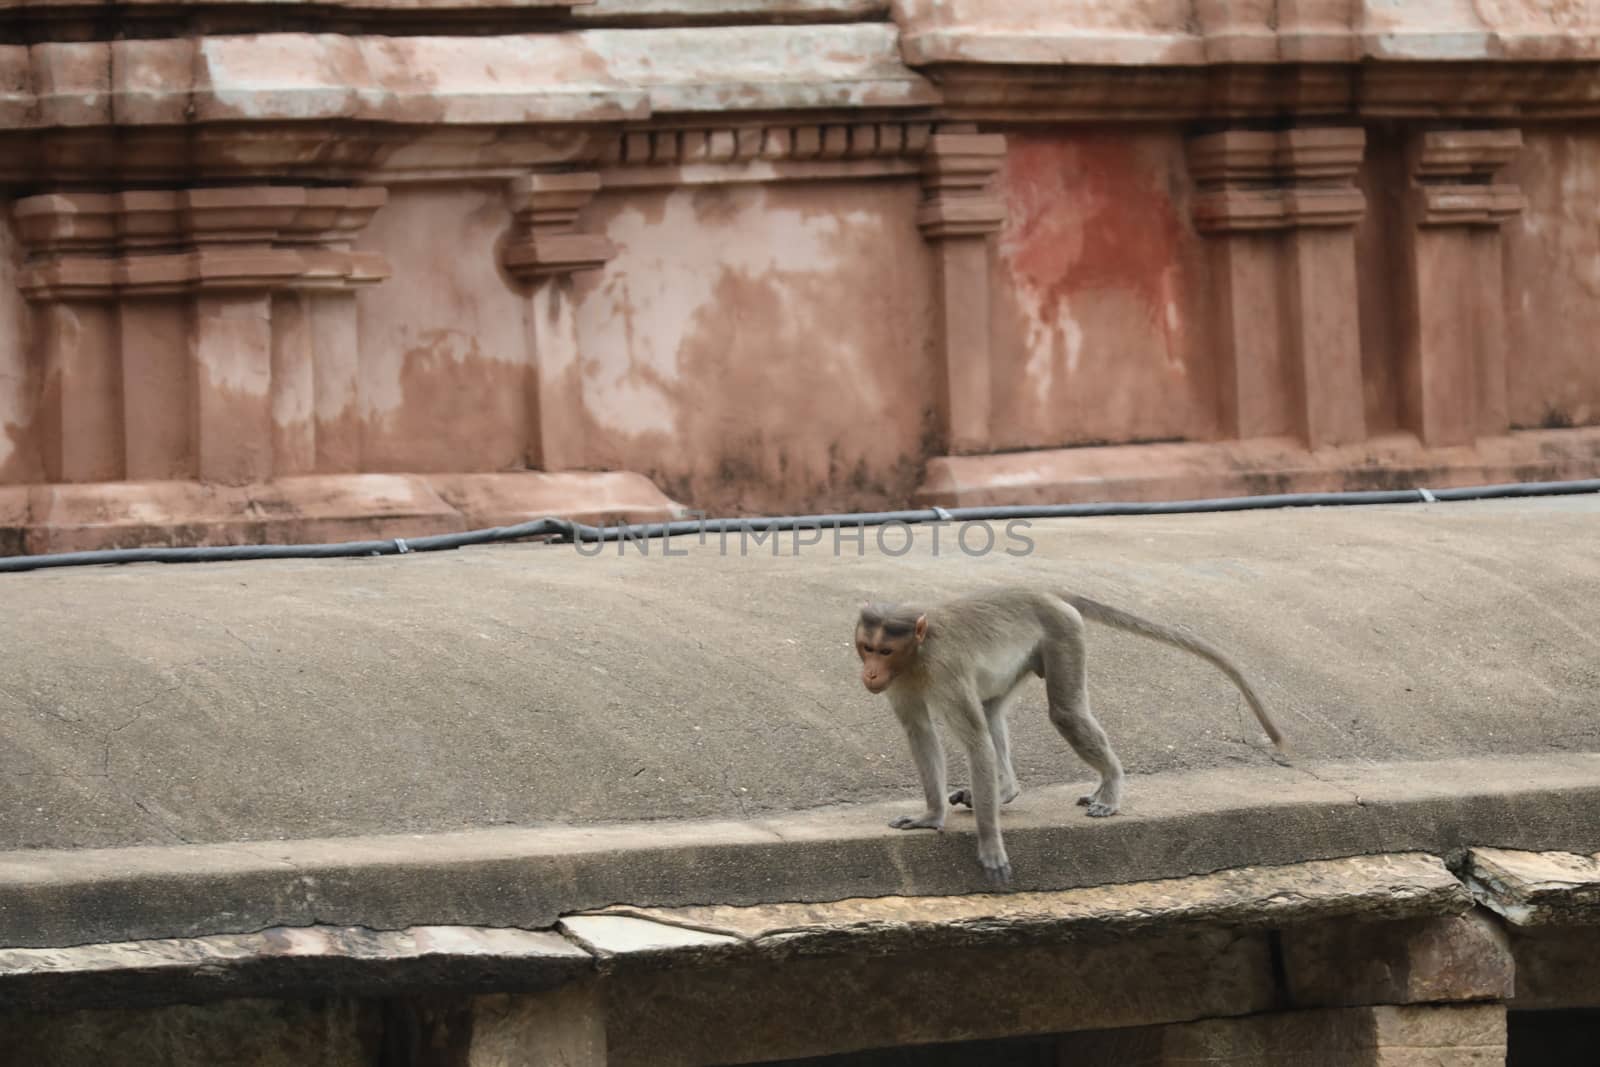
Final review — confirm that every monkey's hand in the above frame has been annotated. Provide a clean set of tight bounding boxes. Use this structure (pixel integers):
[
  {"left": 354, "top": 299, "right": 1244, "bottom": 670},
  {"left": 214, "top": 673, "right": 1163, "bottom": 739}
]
[{"left": 888, "top": 811, "right": 944, "bottom": 831}]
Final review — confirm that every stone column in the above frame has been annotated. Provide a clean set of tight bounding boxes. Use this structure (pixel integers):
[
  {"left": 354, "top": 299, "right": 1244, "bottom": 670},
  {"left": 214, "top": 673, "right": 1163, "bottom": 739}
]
[
  {"left": 1402, "top": 130, "right": 1524, "bottom": 447},
  {"left": 917, "top": 126, "right": 1007, "bottom": 456},
  {"left": 1190, "top": 128, "right": 1367, "bottom": 449},
  {"left": 502, "top": 173, "right": 615, "bottom": 473}
]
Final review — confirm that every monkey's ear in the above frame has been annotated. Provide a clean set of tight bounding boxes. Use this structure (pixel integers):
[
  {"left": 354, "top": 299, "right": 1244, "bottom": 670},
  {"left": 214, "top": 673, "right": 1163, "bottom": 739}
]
[{"left": 914, "top": 614, "right": 928, "bottom": 641}]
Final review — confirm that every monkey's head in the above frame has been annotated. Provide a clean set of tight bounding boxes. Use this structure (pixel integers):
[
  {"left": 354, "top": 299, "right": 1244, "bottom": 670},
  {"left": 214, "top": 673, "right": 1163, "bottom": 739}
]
[{"left": 855, "top": 602, "right": 927, "bottom": 694}]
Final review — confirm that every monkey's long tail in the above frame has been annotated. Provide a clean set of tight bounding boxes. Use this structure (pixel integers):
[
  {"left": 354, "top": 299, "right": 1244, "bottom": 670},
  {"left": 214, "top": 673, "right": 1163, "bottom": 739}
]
[{"left": 1060, "top": 593, "right": 1289, "bottom": 754}]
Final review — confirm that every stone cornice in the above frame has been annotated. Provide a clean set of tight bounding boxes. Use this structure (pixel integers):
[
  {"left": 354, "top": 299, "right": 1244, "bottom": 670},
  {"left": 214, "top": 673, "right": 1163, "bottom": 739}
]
[
  {"left": 11, "top": 186, "right": 391, "bottom": 300},
  {"left": 1188, "top": 128, "right": 1367, "bottom": 235},
  {"left": 598, "top": 120, "right": 934, "bottom": 188},
  {"left": 1409, "top": 130, "right": 1526, "bottom": 229},
  {"left": 893, "top": 1, "right": 1600, "bottom": 68},
  {"left": 0, "top": 25, "right": 933, "bottom": 133}
]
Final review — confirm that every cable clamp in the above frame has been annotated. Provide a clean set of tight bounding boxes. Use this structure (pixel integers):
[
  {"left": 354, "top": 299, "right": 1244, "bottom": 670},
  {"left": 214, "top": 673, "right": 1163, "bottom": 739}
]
[
  {"left": 931, "top": 507, "right": 953, "bottom": 521},
  {"left": 394, "top": 538, "right": 410, "bottom": 554},
  {"left": 1417, "top": 488, "right": 1437, "bottom": 503}
]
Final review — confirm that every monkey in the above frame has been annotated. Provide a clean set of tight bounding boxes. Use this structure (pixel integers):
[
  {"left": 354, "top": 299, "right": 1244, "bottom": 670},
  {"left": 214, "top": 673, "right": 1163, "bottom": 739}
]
[{"left": 854, "top": 586, "right": 1287, "bottom": 887}]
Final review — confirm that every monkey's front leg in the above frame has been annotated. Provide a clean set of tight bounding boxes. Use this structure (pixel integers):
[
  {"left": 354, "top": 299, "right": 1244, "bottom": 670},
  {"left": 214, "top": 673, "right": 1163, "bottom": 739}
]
[
  {"left": 952, "top": 703, "right": 1011, "bottom": 887},
  {"left": 889, "top": 700, "right": 947, "bottom": 831}
]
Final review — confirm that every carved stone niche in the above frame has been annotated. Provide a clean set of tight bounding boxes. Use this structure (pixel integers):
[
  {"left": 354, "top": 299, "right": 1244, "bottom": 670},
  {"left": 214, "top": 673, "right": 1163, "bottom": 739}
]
[
  {"left": 1187, "top": 127, "right": 1368, "bottom": 450},
  {"left": 11, "top": 186, "right": 389, "bottom": 485}
]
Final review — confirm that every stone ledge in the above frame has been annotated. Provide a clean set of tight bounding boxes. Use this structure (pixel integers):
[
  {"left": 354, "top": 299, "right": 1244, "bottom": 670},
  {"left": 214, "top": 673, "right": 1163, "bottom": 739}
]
[
  {"left": 0, "top": 925, "right": 592, "bottom": 1014},
  {"left": 576, "top": 852, "right": 1471, "bottom": 964},
  {"left": 0, "top": 852, "right": 1466, "bottom": 1013},
  {"left": 0, "top": 470, "right": 684, "bottom": 556},
  {"left": 1464, "top": 847, "right": 1600, "bottom": 926},
  {"left": 914, "top": 429, "right": 1600, "bottom": 508},
  {"left": 1, "top": 753, "right": 1598, "bottom": 952}
]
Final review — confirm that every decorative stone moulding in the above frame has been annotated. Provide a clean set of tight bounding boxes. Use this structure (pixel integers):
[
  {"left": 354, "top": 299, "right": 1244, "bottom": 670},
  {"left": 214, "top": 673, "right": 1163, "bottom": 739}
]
[
  {"left": 598, "top": 121, "right": 936, "bottom": 188},
  {"left": 1410, "top": 130, "right": 1527, "bottom": 228},
  {"left": 501, "top": 173, "right": 616, "bottom": 281},
  {"left": 1189, "top": 128, "right": 1367, "bottom": 234},
  {"left": 13, "top": 187, "right": 390, "bottom": 301}
]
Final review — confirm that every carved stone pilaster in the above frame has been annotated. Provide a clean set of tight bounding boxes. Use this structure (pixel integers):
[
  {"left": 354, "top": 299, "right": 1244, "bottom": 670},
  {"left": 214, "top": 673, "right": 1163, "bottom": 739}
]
[
  {"left": 1188, "top": 127, "right": 1367, "bottom": 449},
  {"left": 1403, "top": 130, "right": 1525, "bottom": 446},
  {"left": 10, "top": 186, "right": 389, "bottom": 485},
  {"left": 502, "top": 172, "right": 613, "bottom": 471},
  {"left": 917, "top": 129, "right": 1007, "bottom": 455}
]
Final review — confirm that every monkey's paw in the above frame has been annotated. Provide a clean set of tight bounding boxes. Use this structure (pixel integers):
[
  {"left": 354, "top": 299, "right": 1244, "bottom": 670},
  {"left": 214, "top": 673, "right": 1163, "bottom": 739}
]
[
  {"left": 889, "top": 812, "right": 944, "bottom": 831},
  {"left": 979, "top": 854, "right": 1012, "bottom": 888},
  {"left": 1077, "top": 793, "right": 1120, "bottom": 817}
]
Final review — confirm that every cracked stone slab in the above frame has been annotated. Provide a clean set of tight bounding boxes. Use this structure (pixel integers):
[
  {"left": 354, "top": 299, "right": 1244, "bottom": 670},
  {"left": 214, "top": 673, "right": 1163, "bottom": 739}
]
[
  {"left": 558, "top": 914, "right": 742, "bottom": 962},
  {"left": 0, "top": 924, "right": 592, "bottom": 1012},
  {"left": 575, "top": 852, "right": 1472, "bottom": 960},
  {"left": 1464, "top": 846, "right": 1600, "bottom": 925}
]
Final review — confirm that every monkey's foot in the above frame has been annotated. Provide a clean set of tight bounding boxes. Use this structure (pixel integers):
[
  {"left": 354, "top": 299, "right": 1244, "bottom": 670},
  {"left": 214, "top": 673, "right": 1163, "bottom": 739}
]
[
  {"left": 1076, "top": 792, "right": 1120, "bottom": 817},
  {"left": 889, "top": 812, "right": 944, "bottom": 831},
  {"left": 979, "top": 850, "right": 1012, "bottom": 888},
  {"left": 949, "top": 785, "right": 1021, "bottom": 809}
]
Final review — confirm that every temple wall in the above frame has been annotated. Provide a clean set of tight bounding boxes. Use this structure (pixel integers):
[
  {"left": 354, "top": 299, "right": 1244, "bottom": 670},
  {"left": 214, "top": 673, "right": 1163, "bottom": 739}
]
[{"left": 4, "top": 2, "right": 1600, "bottom": 549}]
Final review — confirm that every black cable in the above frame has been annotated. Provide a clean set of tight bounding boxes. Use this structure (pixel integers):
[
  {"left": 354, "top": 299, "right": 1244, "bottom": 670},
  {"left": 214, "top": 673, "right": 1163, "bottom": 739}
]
[{"left": 1, "top": 477, "right": 1597, "bottom": 574}]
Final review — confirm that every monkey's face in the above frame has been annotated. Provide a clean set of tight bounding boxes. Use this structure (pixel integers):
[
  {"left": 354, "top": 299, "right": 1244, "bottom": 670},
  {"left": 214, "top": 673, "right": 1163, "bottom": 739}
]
[{"left": 854, "top": 615, "right": 926, "bottom": 694}]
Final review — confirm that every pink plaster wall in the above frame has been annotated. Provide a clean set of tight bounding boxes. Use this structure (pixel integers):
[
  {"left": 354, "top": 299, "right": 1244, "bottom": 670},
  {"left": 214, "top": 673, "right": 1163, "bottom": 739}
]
[
  {"left": 573, "top": 181, "right": 937, "bottom": 516},
  {"left": 987, "top": 129, "right": 1216, "bottom": 452},
  {"left": 354, "top": 183, "right": 531, "bottom": 474},
  {"left": 1503, "top": 126, "right": 1600, "bottom": 431},
  {"left": 0, "top": 215, "right": 36, "bottom": 484}
]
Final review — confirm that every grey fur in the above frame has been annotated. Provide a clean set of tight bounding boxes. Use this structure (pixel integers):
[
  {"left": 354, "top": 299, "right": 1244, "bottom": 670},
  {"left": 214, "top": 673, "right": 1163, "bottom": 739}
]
[{"left": 854, "top": 586, "right": 1288, "bottom": 886}]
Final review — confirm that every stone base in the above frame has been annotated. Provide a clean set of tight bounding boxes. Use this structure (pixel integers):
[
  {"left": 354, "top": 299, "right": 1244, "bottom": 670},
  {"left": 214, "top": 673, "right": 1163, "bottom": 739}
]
[
  {"left": 0, "top": 471, "right": 685, "bottom": 556},
  {"left": 915, "top": 428, "right": 1600, "bottom": 508},
  {"left": 1056, "top": 1003, "right": 1509, "bottom": 1067}
]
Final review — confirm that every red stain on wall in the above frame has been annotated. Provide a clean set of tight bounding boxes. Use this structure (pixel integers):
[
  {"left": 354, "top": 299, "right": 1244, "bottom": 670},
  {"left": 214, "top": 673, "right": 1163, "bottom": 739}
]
[{"left": 1000, "top": 132, "right": 1188, "bottom": 356}]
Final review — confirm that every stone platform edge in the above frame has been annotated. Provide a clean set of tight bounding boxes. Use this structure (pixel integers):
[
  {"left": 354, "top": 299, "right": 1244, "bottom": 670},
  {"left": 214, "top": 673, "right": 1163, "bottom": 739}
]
[
  {"left": 0, "top": 470, "right": 685, "bottom": 556},
  {"left": 2, "top": 752, "right": 1598, "bottom": 953},
  {"left": 915, "top": 428, "right": 1600, "bottom": 508}
]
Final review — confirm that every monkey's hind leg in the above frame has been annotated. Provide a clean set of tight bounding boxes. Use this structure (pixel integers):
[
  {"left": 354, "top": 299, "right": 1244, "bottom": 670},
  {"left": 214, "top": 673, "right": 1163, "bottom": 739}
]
[
  {"left": 1041, "top": 625, "right": 1125, "bottom": 818},
  {"left": 950, "top": 692, "right": 1023, "bottom": 810}
]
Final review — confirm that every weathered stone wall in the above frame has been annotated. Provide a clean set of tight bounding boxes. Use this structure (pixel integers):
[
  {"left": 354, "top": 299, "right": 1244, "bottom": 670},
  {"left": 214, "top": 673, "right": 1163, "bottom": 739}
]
[
  {"left": 4, "top": 1, "right": 1600, "bottom": 549},
  {"left": 7, "top": 849, "right": 1600, "bottom": 1064}
]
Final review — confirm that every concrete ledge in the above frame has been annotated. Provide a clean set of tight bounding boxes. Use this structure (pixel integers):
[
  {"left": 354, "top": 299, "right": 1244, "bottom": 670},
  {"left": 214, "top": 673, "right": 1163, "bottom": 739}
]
[
  {"left": 915, "top": 429, "right": 1600, "bottom": 507},
  {"left": 2, "top": 754, "right": 1598, "bottom": 951},
  {"left": 0, "top": 470, "right": 682, "bottom": 556}
]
